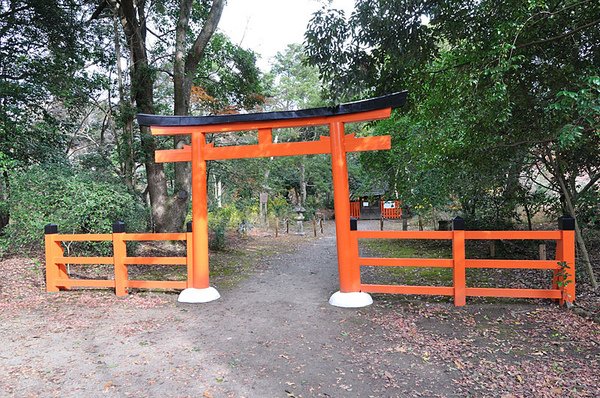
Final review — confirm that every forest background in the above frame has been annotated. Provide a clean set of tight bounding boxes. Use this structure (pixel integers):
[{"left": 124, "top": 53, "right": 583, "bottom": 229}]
[{"left": 0, "top": 0, "right": 598, "bottom": 289}]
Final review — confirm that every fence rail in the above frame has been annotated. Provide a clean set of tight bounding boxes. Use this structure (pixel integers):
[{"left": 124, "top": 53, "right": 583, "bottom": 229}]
[
  {"left": 44, "top": 222, "right": 192, "bottom": 296},
  {"left": 352, "top": 216, "right": 576, "bottom": 306}
]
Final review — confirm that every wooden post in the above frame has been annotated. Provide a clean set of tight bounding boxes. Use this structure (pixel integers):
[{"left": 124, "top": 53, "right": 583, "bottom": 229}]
[
  {"left": 186, "top": 221, "right": 194, "bottom": 288},
  {"left": 191, "top": 131, "right": 210, "bottom": 289},
  {"left": 275, "top": 218, "right": 279, "bottom": 237},
  {"left": 330, "top": 121, "right": 360, "bottom": 292},
  {"left": 557, "top": 216, "right": 576, "bottom": 305},
  {"left": 380, "top": 217, "right": 384, "bottom": 231},
  {"left": 320, "top": 218, "right": 324, "bottom": 234},
  {"left": 313, "top": 218, "right": 317, "bottom": 237},
  {"left": 418, "top": 215, "right": 423, "bottom": 231},
  {"left": 44, "top": 224, "right": 61, "bottom": 292},
  {"left": 112, "top": 221, "right": 128, "bottom": 296},
  {"left": 452, "top": 217, "right": 466, "bottom": 306},
  {"left": 539, "top": 243, "right": 546, "bottom": 260},
  {"left": 286, "top": 218, "right": 289, "bottom": 234},
  {"left": 402, "top": 218, "right": 408, "bottom": 231},
  {"left": 489, "top": 241, "right": 496, "bottom": 258}
]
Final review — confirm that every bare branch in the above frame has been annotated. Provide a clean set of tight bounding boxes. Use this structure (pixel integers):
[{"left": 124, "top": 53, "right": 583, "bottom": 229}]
[
  {"left": 517, "top": 18, "right": 600, "bottom": 49},
  {"left": 184, "top": 0, "right": 225, "bottom": 75},
  {"left": 578, "top": 172, "right": 600, "bottom": 198}
]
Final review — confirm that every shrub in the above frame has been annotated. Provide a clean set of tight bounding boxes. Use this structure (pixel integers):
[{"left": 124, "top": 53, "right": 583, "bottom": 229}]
[
  {"left": 1, "top": 164, "right": 147, "bottom": 253},
  {"left": 268, "top": 194, "right": 291, "bottom": 218},
  {"left": 208, "top": 205, "right": 243, "bottom": 251}
]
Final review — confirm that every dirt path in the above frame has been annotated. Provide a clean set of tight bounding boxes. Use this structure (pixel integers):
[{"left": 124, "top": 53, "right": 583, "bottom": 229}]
[{"left": 1, "top": 223, "right": 599, "bottom": 397}]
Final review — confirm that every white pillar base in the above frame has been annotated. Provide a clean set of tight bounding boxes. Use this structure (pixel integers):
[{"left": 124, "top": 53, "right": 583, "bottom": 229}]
[
  {"left": 329, "top": 291, "right": 373, "bottom": 308},
  {"left": 178, "top": 287, "right": 221, "bottom": 303}
]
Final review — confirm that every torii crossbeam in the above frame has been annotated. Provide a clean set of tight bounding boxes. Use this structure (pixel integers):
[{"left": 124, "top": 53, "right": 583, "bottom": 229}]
[{"left": 137, "top": 91, "right": 407, "bottom": 306}]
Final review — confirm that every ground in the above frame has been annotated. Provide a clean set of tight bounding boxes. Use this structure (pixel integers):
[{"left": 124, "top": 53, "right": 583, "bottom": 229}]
[{"left": 0, "top": 221, "right": 598, "bottom": 397}]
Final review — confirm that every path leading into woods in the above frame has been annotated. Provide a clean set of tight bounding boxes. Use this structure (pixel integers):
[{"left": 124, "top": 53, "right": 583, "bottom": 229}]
[{"left": 1, "top": 223, "right": 599, "bottom": 397}]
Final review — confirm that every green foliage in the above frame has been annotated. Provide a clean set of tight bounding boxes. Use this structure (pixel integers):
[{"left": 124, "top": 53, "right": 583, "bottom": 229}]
[
  {"left": 1, "top": 165, "right": 147, "bottom": 253},
  {"left": 268, "top": 195, "right": 291, "bottom": 218},
  {"left": 306, "top": 0, "right": 600, "bottom": 231},
  {"left": 1, "top": 0, "right": 104, "bottom": 167},
  {"left": 267, "top": 43, "right": 324, "bottom": 109},
  {"left": 193, "top": 33, "right": 267, "bottom": 113},
  {"left": 555, "top": 261, "right": 573, "bottom": 288},
  {"left": 208, "top": 205, "right": 243, "bottom": 251}
]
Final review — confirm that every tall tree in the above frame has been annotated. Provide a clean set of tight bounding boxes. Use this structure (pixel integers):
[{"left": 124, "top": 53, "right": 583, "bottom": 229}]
[
  {"left": 1, "top": 0, "right": 102, "bottom": 228},
  {"left": 91, "top": 0, "right": 264, "bottom": 232},
  {"left": 305, "top": 0, "right": 600, "bottom": 286},
  {"left": 266, "top": 44, "right": 326, "bottom": 208}
]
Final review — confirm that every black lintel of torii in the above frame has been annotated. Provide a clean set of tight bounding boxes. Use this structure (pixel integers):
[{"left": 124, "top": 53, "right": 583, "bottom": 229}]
[{"left": 136, "top": 91, "right": 408, "bottom": 127}]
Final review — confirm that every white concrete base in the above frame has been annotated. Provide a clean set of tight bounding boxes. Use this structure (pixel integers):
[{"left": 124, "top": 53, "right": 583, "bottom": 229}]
[
  {"left": 178, "top": 287, "right": 221, "bottom": 303},
  {"left": 329, "top": 291, "right": 373, "bottom": 308}
]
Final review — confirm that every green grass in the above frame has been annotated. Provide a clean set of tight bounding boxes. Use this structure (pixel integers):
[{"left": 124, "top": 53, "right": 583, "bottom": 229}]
[
  {"left": 361, "top": 239, "right": 542, "bottom": 289},
  {"left": 362, "top": 239, "right": 453, "bottom": 286}
]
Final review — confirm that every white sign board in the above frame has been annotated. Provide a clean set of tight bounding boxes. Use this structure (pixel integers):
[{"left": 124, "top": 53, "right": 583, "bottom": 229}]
[
  {"left": 362, "top": 202, "right": 369, "bottom": 207},
  {"left": 383, "top": 201, "right": 396, "bottom": 209}
]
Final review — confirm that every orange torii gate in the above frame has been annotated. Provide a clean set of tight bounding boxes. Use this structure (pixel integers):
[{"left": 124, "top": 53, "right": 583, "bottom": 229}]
[{"left": 137, "top": 92, "right": 407, "bottom": 306}]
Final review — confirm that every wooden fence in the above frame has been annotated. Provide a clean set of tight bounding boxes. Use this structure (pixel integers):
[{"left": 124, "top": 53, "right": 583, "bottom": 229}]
[
  {"left": 45, "top": 217, "right": 576, "bottom": 306},
  {"left": 44, "top": 221, "right": 192, "bottom": 296},
  {"left": 349, "top": 200, "right": 402, "bottom": 219},
  {"left": 351, "top": 217, "right": 576, "bottom": 306},
  {"left": 380, "top": 200, "right": 402, "bottom": 219},
  {"left": 350, "top": 201, "right": 361, "bottom": 219}
]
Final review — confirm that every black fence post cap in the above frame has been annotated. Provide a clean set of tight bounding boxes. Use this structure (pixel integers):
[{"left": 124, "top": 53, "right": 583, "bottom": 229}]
[
  {"left": 452, "top": 216, "right": 465, "bottom": 231},
  {"left": 44, "top": 224, "right": 58, "bottom": 234},
  {"left": 350, "top": 217, "right": 358, "bottom": 231},
  {"left": 112, "top": 221, "right": 126, "bottom": 233},
  {"left": 558, "top": 216, "right": 575, "bottom": 230},
  {"left": 186, "top": 221, "right": 193, "bottom": 232}
]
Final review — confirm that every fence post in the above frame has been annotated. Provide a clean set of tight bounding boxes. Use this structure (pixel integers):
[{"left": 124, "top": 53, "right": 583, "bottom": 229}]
[
  {"left": 112, "top": 221, "right": 128, "bottom": 297},
  {"left": 452, "top": 217, "right": 466, "bottom": 306},
  {"left": 320, "top": 218, "right": 324, "bottom": 234},
  {"left": 313, "top": 218, "right": 317, "bottom": 237},
  {"left": 349, "top": 217, "right": 361, "bottom": 287},
  {"left": 557, "top": 216, "right": 576, "bottom": 305},
  {"left": 380, "top": 217, "right": 384, "bottom": 231},
  {"left": 539, "top": 243, "right": 546, "bottom": 260},
  {"left": 275, "top": 218, "right": 279, "bottom": 237},
  {"left": 489, "top": 241, "right": 496, "bottom": 258},
  {"left": 186, "top": 221, "right": 194, "bottom": 288},
  {"left": 45, "top": 224, "right": 61, "bottom": 292}
]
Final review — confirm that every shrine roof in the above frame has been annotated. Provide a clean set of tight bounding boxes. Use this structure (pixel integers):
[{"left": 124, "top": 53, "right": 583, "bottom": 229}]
[{"left": 137, "top": 91, "right": 407, "bottom": 127}]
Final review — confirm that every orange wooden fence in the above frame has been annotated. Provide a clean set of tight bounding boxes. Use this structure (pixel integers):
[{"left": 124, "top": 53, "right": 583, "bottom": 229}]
[
  {"left": 380, "top": 200, "right": 402, "bottom": 219},
  {"left": 349, "top": 200, "right": 402, "bottom": 219},
  {"left": 44, "top": 222, "right": 192, "bottom": 296},
  {"left": 350, "top": 201, "right": 361, "bottom": 218},
  {"left": 350, "top": 217, "right": 576, "bottom": 306}
]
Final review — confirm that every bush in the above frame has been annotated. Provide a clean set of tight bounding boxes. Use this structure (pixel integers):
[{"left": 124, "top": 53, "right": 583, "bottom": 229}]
[
  {"left": 268, "top": 194, "right": 291, "bottom": 218},
  {"left": 208, "top": 205, "right": 243, "bottom": 251},
  {"left": 1, "top": 165, "right": 147, "bottom": 253}
]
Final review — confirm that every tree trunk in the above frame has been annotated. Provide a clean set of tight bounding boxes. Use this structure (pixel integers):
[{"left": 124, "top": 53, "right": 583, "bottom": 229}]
[
  {"left": 555, "top": 170, "right": 598, "bottom": 289},
  {"left": 113, "top": 14, "right": 134, "bottom": 191},
  {"left": 299, "top": 158, "right": 307, "bottom": 206},
  {"left": 213, "top": 174, "right": 223, "bottom": 208},
  {"left": 523, "top": 202, "right": 533, "bottom": 231},
  {"left": 112, "top": 0, "right": 225, "bottom": 232},
  {"left": 547, "top": 149, "right": 598, "bottom": 289}
]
